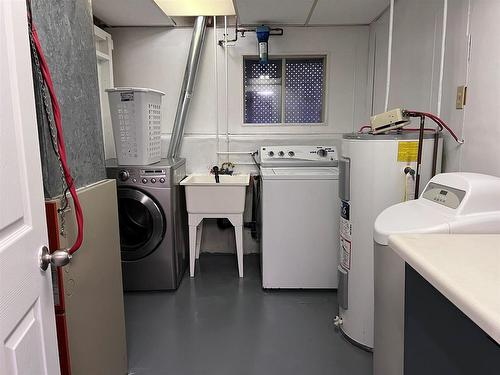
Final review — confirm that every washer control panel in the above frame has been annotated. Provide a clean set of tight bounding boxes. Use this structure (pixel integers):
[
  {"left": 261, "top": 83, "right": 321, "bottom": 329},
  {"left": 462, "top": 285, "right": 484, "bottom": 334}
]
[
  {"left": 260, "top": 145, "right": 338, "bottom": 166},
  {"left": 113, "top": 167, "right": 168, "bottom": 186}
]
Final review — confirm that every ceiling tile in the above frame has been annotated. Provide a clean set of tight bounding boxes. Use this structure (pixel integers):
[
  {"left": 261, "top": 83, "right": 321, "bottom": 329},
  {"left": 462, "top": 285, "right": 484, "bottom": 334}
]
[
  {"left": 92, "top": 0, "right": 175, "bottom": 27},
  {"left": 154, "top": 0, "right": 235, "bottom": 16},
  {"left": 309, "top": 0, "right": 389, "bottom": 25},
  {"left": 235, "top": 0, "right": 316, "bottom": 25}
]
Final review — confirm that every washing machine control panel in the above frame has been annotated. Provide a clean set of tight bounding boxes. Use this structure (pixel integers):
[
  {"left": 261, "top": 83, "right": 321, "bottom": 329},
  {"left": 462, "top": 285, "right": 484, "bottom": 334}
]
[
  {"left": 260, "top": 145, "right": 338, "bottom": 166},
  {"left": 118, "top": 170, "right": 130, "bottom": 181},
  {"left": 111, "top": 167, "right": 169, "bottom": 186}
]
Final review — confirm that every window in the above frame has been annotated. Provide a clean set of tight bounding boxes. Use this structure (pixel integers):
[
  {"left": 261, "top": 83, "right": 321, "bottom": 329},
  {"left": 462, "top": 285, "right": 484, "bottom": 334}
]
[{"left": 244, "top": 56, "right": 326, "bottom": 124}]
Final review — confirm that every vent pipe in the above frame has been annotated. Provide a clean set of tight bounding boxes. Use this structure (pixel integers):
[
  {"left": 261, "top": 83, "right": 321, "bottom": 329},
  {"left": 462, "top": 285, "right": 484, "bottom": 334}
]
[{"left": 167, "top": 16, "right": 208, "bottom": 158}]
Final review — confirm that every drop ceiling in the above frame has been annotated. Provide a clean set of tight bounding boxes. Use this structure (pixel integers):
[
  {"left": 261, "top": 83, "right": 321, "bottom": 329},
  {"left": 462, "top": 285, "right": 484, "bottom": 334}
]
[
  {"left": 92, "top": 0, "right": 175, "bottom": 27},
  {"left": 92, "top": 0, "right": 389, "bottom": 27},
  {"left": 234, "top": 0, "right": 390, "bottom": 26},
  {"left": 154, "top": 0, "right": 235, "bottom": 16},
  {"left": 234, "top": 0, "right": 317, "bottom": 25},
  {"left": 309, "top": 0, "right": 390, "bottom": 25}
]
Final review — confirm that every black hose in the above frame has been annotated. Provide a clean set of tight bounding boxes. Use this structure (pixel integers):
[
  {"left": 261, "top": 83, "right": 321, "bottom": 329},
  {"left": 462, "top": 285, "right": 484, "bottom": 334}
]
[
  {"left": 431, "top": 130, "right": 440, "bottom": 177},
  {"left": 414, "top": 115, "right": 425, "bottom": 199},
  {"left": 250, "top": 175, "right": 261, "bottom": 240}
]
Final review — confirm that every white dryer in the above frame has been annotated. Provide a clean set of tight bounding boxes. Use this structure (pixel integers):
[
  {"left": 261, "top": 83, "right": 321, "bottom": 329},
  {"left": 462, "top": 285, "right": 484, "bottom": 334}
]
[{"left": 260, "top": 145, "right": 340, "bottom": 289}]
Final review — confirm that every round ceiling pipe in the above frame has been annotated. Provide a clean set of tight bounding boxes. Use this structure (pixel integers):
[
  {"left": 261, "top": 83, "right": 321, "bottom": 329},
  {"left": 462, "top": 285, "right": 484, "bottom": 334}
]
[{"left": 167, "top": 16, "right": 208, "bottom": 158}]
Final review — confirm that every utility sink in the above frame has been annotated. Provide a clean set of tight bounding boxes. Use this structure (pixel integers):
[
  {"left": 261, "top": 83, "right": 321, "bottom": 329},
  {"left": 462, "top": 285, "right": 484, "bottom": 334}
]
[{"left": 181, "top": 174, "right": 250, "bottom": 214}]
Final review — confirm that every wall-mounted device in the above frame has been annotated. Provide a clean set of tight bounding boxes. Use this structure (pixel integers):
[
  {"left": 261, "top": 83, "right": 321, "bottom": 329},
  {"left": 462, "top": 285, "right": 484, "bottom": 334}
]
[
  {"left": 219, "top": 22, "right": 283, "bottom": 65},
  {"left": 370, "top": 108, "right": 409, "bottom": 134},
  {"left": 256, "top": 26, "right": 270, "bottom": 64}
]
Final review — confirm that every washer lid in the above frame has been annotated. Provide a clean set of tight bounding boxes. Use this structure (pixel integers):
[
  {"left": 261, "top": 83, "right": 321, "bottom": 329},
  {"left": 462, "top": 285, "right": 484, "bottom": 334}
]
[
  {"left": 261, "top": 167, "right": 339, "bottom": 180},
  {"left": 374, "top": 200, "right": 452, "bottom": 245}
]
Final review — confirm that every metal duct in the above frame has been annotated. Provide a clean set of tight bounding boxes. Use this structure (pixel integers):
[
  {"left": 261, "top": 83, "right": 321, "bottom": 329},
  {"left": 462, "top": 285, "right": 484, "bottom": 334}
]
[{"left": 167, "top": 16, "right": 208, "bottom": 158}]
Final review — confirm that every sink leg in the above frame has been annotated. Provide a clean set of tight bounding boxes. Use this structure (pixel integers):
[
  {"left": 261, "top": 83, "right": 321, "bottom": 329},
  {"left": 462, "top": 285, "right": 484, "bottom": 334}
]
[
  {"left": 234, "top": 225, "right": 244, "bottom": 278},
  {"left": 195, "top": 222, "right": 203, "bottom": 260},
  {"left": 189, "top": 225, "right": 197, "bottom": 277}
]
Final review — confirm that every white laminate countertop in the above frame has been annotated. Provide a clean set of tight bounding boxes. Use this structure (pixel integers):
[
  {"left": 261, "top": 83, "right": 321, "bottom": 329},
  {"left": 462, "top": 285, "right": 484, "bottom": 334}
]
[{"left": 388, "top": 234, "right": 500, "bottom": 344}]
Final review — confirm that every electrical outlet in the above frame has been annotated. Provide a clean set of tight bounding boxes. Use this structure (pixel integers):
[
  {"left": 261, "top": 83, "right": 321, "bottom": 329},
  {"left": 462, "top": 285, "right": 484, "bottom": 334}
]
[{"left": 456, "top": 85, "right": 467, "bottom": 109}]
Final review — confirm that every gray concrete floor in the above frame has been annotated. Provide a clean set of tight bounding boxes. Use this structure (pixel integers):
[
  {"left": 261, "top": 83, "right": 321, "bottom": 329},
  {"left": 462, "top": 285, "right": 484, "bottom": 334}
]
[{"left": 124, "top": 254, "right": 372, "bottom": 375}]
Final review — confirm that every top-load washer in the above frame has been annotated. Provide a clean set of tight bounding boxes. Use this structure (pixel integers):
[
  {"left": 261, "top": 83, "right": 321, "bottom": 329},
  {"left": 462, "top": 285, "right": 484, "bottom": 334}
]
[
  {"left": 260, "top": 145, "right": 340, "bottom": 289},
  {"left": 106, "top": 158, "right": 188, "bottom": 291},
  {"left": 373, "top": 172, "right": 500, "bottom": 375}
]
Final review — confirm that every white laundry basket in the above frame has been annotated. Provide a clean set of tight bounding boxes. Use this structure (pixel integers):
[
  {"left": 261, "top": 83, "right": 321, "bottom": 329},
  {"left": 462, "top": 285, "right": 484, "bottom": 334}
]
[{"left": 106, "top": 87, "right": 165, "bottom": 165}]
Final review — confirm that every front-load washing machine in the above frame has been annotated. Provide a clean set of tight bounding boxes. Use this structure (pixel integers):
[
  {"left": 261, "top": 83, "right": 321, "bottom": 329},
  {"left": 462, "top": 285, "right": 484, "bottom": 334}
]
[
  {"left": 260, "top": 145, "right": 340, "bottom": 289},
  {"left": 106, "top": 158, "right": 188, "bottom": 291}
]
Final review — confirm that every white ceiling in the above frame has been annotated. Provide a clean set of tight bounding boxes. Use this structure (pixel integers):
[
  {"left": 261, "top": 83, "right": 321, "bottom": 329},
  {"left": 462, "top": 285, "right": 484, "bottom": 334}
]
[
  {"left": 92, "top": 0, "right": 389, "bottom": 27},
  {"left": 309, "top": 0, "right": 389, "bottom": 25},
  {"left": 234, "top": 0, "right": 389, "bottom": 26},
  {"left": 154, "top": 0, "right": 235, "bottom": 16},
  {"left": 92, "top": 0, "right": 175, "bottom": 27},
  {"left": 234, "top": 0, "right": 316, "bottom": 25}
]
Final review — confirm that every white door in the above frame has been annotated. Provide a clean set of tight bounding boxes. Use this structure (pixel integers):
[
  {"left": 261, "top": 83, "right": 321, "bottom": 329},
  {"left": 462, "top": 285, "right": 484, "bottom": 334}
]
[{"left": 0, "top": 0, "right": 60, "bottom": 374}]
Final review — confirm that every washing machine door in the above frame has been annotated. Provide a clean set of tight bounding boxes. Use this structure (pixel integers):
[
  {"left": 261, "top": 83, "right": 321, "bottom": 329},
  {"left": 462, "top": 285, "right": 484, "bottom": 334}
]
[{"left": 117, "top": 187, "right": 166, "bottom": 261}]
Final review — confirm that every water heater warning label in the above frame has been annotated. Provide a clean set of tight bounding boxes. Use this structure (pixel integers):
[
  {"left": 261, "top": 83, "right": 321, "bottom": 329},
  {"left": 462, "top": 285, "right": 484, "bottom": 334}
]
[
  {"left": 340, "top": 236, "right": 352, "bottom": 270},
  {"left": 340, "top": 200, "right": 352, "bottom": 240},
  {"left": 340, "top": 200, "right": 350, "bottom": 220},
  {"left": 397, "top": 141, "right": 419, "bottom": 162},
  {"left": 340, "top": 218, "right": 351, "bottom": 240},
  {"left": 339, "top": 200, "right": 352, "bottom": 270}
]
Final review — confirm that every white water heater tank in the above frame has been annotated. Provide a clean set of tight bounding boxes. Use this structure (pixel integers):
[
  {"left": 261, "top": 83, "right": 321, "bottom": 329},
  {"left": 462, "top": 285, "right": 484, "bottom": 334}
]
[{"left": 336, "top": 132, "right": 443, "bottom": 349}]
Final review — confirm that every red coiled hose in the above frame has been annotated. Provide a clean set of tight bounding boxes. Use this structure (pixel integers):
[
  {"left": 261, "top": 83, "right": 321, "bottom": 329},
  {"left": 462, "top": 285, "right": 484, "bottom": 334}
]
[
  {"left": 30, "top": 19, "right": 84, "bottom": 255},
  {"left": 358, "top": 111, "right": 463, "bottom": 143},
  {"left": 406, "top": 110, "right": 464, "bottom": 144}
]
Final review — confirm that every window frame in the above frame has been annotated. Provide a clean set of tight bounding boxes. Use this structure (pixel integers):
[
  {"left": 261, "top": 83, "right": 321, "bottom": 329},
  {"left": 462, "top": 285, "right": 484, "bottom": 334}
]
[{"left": 242, "top": 54, "right": 329, "bottom": 127}]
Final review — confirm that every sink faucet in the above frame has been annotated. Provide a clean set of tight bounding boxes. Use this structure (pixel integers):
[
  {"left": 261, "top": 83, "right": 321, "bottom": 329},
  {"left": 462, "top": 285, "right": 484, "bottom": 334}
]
[{"left": 212, "top": 166, "right": 220, "bottom": 183}]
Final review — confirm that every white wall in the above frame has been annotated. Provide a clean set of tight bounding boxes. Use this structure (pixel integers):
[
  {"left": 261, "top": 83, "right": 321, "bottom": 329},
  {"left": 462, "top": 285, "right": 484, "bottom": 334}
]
[
  {"left": 460, "top": 0, "right": 500, "bottom": 176},
  {"left": 440, "top": 0, "right": 469, "bottom": 172},
  {"left": 109, "top": 25, "right": 371, "bottom": 253},
  {"left": 374, "top": 0, "right": 500, "bottom": 177},
  {"left": 389, "top": 0, "right": 444, "bottom": 116},
  {"left": 376, "top": 0, "right": 457, "bottom": 168},
  {"left": 368, "top": 9, "right": 390, "bottom": 115},
  {"left": 109, "top": 26, "right": 370, "bottom": 172}
]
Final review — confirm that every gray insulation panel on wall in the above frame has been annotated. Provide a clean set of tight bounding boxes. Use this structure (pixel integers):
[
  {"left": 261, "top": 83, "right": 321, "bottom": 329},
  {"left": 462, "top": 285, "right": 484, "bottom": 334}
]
[{"left": 31, "top": 0, "right": 106, "bottom": 198}]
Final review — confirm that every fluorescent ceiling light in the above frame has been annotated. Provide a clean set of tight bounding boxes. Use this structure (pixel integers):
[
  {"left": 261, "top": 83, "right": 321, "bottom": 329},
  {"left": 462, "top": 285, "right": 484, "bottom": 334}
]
[{"left": 154, "top": 0, "right": 235, "bottom": 16}]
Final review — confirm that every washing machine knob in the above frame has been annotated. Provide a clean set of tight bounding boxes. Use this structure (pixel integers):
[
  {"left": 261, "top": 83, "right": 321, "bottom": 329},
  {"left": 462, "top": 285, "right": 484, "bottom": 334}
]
[
  {"left": 159, "top": 177, "right": 165, "bottom": 183},
  {"left": 142, "top": 178, "right": 148, "bottom": 184},
  {"left": 317, "top": 149, "right": 327, "bottom": 157},
  {"left": 151, "top": 178, "right": 156, "bottom": 183},
  {"left": 288, "top": 151, "right": 295, "bottom": 157},
  {"left": 278, "top": 151, "right": 285, "bottom": 157},
  {"left": 268, "top": 151, "right": 275, "bottom": 157},
  {"left": 118, "top": 170, "right": 129, "bottom": 181}
]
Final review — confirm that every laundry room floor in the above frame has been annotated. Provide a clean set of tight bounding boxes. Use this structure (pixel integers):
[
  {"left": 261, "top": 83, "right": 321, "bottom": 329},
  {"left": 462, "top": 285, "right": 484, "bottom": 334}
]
[{"left": 124, "top": 254, "right": 372, "bottom": 375}]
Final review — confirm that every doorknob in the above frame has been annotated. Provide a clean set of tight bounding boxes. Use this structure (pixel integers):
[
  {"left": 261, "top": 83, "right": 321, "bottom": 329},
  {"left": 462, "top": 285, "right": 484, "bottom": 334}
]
[{"left": 39, "top": 246, "right": 72, "bottom": 271}]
